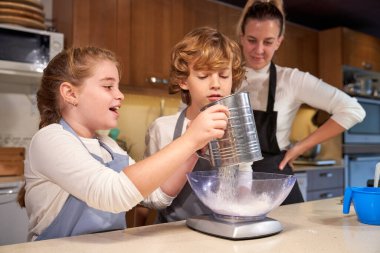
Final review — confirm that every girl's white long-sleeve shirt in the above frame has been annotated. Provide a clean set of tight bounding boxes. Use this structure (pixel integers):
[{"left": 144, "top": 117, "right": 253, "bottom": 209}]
[
  {"left": 25, "top": 123, "right": 173, "bottom": 240},
  {"left": 238, "top": 64, "right": 366, "bottom": 150}
]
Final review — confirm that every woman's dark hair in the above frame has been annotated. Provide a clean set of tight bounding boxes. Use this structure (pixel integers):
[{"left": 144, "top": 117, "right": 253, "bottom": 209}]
[{"left": 237, "top": 0, "right": 285, "bottom": 37}]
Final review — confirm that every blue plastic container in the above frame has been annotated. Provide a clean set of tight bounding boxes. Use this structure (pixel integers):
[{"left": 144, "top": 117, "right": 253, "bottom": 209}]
[{"left": 343, "top": 187, "right": 380, "bottom": 225}]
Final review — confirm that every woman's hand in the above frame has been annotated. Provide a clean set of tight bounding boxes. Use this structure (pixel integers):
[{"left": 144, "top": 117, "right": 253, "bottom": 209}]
[
  {"left": 279, "top": 145, "right": 303, "bottom": 170},
  {"left": 183, "top": 104, "right": 229, "bottom": 151},
  {"left": 279, "top": 119, "right": 346, "bottom": 170}
]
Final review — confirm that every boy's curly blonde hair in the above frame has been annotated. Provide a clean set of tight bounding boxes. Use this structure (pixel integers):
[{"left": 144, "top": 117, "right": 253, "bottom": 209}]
[{"left": 169, "top": 26, "right": 245, "bottom": 105}]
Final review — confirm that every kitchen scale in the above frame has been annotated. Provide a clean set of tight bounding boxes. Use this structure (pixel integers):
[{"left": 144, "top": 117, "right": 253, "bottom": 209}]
[
  {"left": 293, "top": 158, "right": 336, "bottom": 166},
  {"left": 186, "top": 214, "right": 282, "bottom": 240}
]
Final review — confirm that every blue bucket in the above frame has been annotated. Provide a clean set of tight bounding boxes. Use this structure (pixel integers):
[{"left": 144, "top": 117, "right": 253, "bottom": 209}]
[{"left": 343, "top": 187, "right": 380, "bottom": 225}]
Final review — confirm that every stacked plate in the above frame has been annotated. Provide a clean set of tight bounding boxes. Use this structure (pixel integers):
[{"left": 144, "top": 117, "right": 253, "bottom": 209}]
[{"left": 0, "top": 0, "right": 46, "bottom": 30}]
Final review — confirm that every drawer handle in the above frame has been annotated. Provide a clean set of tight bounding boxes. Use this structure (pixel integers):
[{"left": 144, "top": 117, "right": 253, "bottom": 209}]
[
  {"left": 147, "top": 77, "right": 169, "bottom": 85},
  {"left": 320, "top": 192, "right": 334, "bottom": 198},
  {"left": 361, "top": 61, "right": 373, "bottom": 70},
  {"left": 147, "top": 76, "right": 162, "bottom": 84},
  {"left": 319, "top": 172, "right": 333, "bottom": 178}
]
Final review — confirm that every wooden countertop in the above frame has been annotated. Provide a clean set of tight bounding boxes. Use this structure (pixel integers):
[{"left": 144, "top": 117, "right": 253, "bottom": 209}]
[
  {"left": 293, "top": 163, "right": 344, "bottom": 173},
  {"left": 1, "top": 197, "right": 379, "bottom": 253}
]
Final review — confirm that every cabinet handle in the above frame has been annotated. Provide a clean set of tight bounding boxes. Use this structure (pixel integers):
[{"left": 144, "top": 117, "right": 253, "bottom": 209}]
[
  {"left": 147, "top": 77, "right": 169, "bottom": 85},
  {"left": 320, "top": 192, "right": 334, "bottom": 199},
  {"left": 147, "top": 76, "right": 162, "bottom": 84},
  {"left": 351, "top": 156, "right": 380, "bottom": 161},
  {"left": 361, "top": 61, "right": 373, "bottom": 70},
  {"left": 319, "top": 172, "right": 333, "bottom": 178}
]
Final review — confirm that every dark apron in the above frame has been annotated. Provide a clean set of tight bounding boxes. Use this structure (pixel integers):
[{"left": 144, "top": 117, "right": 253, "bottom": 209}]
[
  {"left": 36, "top": 119, "right": 128, "bottom": 240},
  {"left": 156, "top": 109, "right": 212, "bottom": 223},
  {"left": 251, "top": 62, "right": 304, "bottom": 205}
]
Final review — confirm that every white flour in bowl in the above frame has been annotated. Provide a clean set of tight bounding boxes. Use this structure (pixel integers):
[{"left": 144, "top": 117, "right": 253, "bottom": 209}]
[{"left": 201, "top": 166, "right": 274, "bottom": 217}]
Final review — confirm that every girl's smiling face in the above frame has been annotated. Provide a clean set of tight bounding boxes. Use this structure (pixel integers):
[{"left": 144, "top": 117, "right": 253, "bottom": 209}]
[
  {"left": 68, "top": 59, "right": 124, "bottom": 137},
  {"left": 240, "top": 19, "right": 284, "bottom": 70}
]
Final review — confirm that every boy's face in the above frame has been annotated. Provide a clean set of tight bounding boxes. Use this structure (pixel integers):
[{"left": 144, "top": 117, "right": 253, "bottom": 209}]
[{"left": 180, "top": 62, "right": 233, "bottom": 111}]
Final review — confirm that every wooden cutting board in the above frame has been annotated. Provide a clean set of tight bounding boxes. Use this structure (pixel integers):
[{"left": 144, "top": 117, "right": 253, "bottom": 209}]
[
  {"left": 0, "top": 160, "right": 24, "bottom": 176},
  {"left": 0, "top": 147, "right": 25, "bottom": 160}
]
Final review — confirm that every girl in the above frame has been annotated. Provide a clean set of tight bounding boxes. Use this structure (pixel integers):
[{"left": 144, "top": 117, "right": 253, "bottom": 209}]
[{"left": 21, "top": 46, "right": 229, "bottom": 240}]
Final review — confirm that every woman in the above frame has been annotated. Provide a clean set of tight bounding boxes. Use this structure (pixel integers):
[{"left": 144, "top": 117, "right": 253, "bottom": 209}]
[{"left": 237, "top": 0, "right": 365, "bottom": 204}]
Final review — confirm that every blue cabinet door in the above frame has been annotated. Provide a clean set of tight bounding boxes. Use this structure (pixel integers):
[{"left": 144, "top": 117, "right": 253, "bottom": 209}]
[{"left": 345, "top": 156, "right": 380, "bottom": 187}]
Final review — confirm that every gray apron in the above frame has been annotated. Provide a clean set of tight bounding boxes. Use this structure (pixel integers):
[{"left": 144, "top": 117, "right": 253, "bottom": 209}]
[
  {"left": 251, "top": 62, "right": 304, "bottom": 204},
  {"left": 156, "top": 109, "right": 212, "bottom": 223},
  {"left": 36, "top": 119, "right": 128, "bottom": 240}
]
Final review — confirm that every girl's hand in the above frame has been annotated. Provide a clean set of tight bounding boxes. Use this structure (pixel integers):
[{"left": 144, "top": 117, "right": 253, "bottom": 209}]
[{"left": 184, "top": 104, "right": 229, "bottom": 151}]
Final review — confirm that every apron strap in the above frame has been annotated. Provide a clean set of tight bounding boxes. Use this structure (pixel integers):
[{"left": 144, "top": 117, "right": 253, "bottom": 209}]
[
  {"left": 267, "top": 62, "right": 277, "bottom": 112},
  {"left": 173, "top": 109, "right": 187, "bottom": 140}
]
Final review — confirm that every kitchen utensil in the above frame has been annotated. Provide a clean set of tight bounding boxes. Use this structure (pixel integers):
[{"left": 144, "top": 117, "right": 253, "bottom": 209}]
[
  {"left": 374, "top": 162, "right": 380, "bottom": 188},
  {"left": 300, "top": 144, "right": 321, "bottom": 159},
  {"left": 343, "top": 187, "right": 380, "bottom": 225},
  {"left": 186, "top": 170, "right": 296, "bottom": 239},
  {"left": 293, "top": 159, "right": 336, "bottom": 166},
  {"left": 197, "top": 92, "right": 262, "bottom": 167}
]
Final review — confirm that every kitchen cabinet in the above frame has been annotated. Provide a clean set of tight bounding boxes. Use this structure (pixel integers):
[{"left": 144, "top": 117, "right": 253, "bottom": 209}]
[
  {"left": 182, "top": 0, "right": 219, "bottom": 35},
  {"left": 53, "top": 0, "right": 242, "bottom": 96},
  {"left": 52, "top": 1, "right": 320, "bottom": 95},
  {"left": 217, "top": 3, "right": 242, "bottom": 41},
  {"left": 53, "top": 0, "right": 131, "bottom": 87},
  {"left": 344, "top": 155, "right": 380, "bottom": 187},
  {"left": 129, "top": 0, "right": 183, "bottom": 95},
  {"left": 307, "top": 167, "right": 344, "bottom": 200},
  {"left": 295, "top": 166, "right": 344, "bottom": 201},
  {"left": 275, "top": 22, "right": 319, "bottom": 76},
  {"left": 319, "top": 27, "right": 380, "bottom": 88},
  {"left": 131, "top": 0, "right": 241, "bottom": 96},
  {"left": 0, "top": 177, "right": 29, "bottom": 245}
]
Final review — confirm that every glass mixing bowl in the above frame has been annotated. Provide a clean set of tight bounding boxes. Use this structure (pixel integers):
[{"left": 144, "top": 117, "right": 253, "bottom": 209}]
[{"left": 186, "top": 169, "right": 296, "bottom": 222}]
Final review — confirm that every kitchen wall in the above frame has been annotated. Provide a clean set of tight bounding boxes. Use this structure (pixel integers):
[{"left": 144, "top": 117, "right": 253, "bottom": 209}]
[
  {"left": 0, "top": 83, "right": 39, "bottom": 154},
  {"left": 117, "top": 94, "right": 181, "bottom": 161},
  {"left": 0, "top": 0, "right": 51, "bottom": 154}
]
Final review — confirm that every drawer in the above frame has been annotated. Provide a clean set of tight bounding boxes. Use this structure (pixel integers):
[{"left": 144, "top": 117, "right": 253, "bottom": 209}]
[
  {"left": 307, "top": 187, "right": 343, "bottom": 201},
  {"left": 307, "top": 168, "right": 344, "bottom": 191}
]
